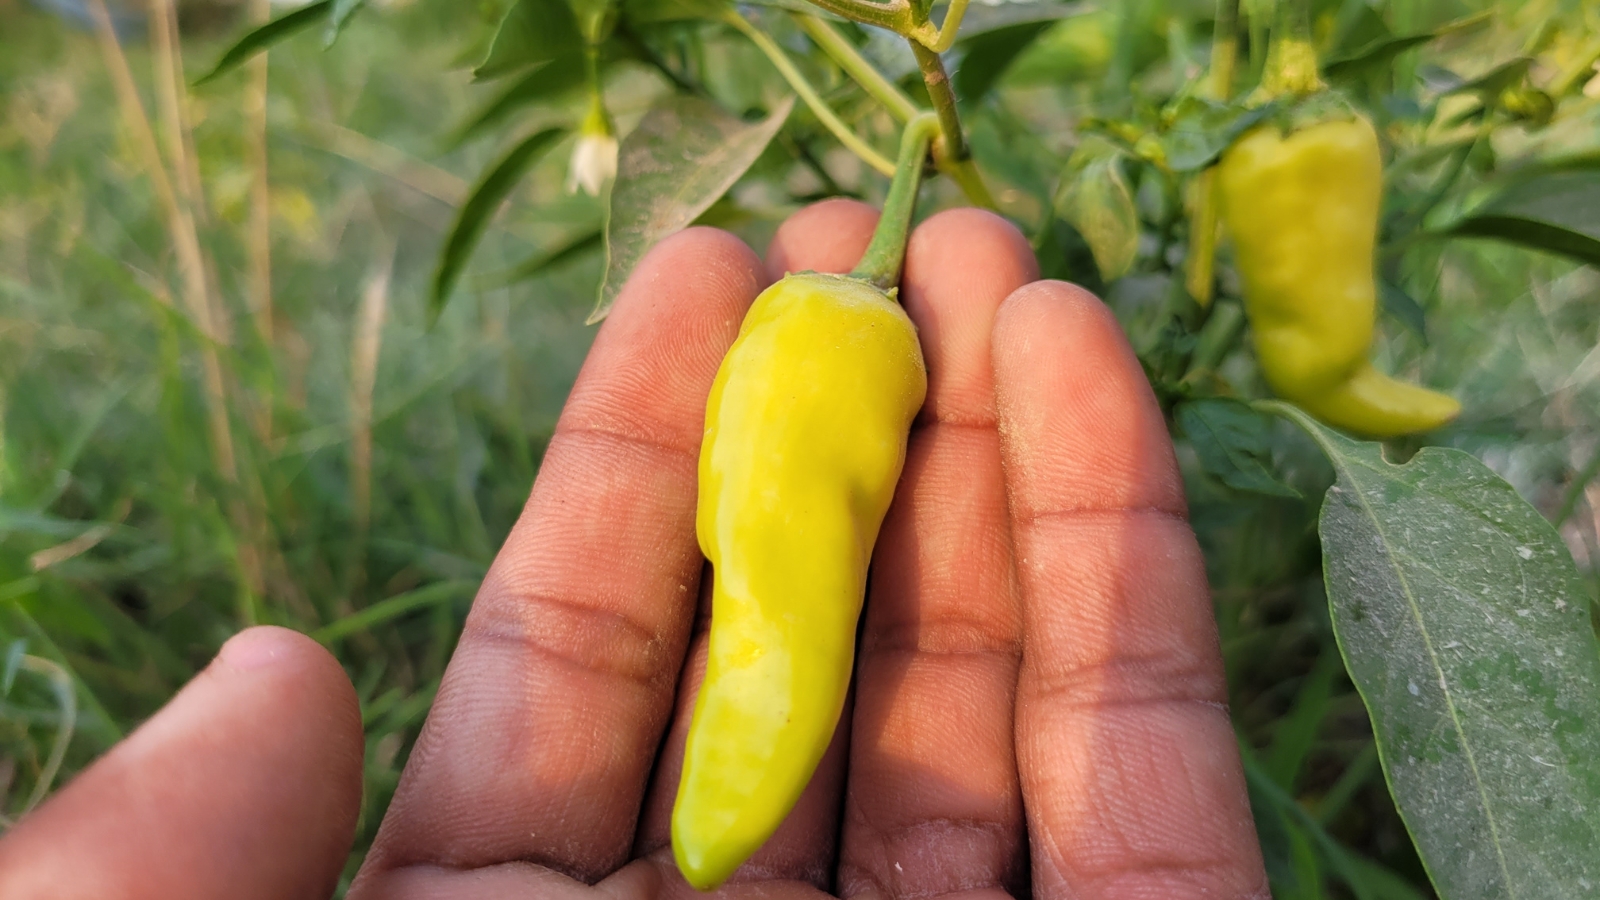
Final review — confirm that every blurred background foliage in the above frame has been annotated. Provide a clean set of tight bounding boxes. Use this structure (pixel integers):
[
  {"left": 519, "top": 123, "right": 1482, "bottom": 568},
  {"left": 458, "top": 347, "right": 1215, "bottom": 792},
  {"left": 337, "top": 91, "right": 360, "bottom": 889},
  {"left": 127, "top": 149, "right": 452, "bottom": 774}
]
[{"left": 0, "top": 0, "right": 1597, "bottom": 894}]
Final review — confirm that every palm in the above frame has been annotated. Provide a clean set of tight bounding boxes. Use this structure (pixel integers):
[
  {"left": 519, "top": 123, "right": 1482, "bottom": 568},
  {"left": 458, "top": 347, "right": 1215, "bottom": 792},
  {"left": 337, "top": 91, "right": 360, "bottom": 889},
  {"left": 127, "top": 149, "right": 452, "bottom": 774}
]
[{"left": 0, "top": 202, "right": 1268, "bottom": 900}]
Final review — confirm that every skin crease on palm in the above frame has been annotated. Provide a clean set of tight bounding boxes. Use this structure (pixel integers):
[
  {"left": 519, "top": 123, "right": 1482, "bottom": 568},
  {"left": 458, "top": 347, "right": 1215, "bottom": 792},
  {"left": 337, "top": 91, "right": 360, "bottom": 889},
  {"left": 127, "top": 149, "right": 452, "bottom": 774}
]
[{"left": 0, "top": 201, "right": 1272, "bottom": 900}]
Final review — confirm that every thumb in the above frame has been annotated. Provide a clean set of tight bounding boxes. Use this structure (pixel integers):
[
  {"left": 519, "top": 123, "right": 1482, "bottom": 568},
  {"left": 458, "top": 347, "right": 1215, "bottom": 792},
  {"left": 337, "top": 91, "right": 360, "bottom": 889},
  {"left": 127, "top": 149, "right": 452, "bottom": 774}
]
[{"left": 0, "top": 626, "right": 364, "bottom": 900}]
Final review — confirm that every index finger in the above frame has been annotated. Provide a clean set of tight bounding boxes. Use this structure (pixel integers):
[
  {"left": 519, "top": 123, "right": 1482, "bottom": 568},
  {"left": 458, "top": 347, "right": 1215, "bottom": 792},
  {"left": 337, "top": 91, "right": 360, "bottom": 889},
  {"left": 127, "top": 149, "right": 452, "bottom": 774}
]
[
  {"left": 992, "top": 283, "right": 1270, "bottom": 899},
  {"left": 353, "top": 228, "right": 766, "bottom": 892}
]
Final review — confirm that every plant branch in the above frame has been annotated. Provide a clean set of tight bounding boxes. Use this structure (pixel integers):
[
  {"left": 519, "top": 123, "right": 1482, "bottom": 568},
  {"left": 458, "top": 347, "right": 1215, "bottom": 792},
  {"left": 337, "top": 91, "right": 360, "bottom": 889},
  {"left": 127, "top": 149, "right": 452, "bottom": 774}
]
[
  {"left": 795, "top": 13, "right": 920, "bottom": 122},
  {"left": 1184, "top": 0, "right": 1239, "bottom": 306},
  {"left": 907, "top": 40, "right": 994, "bottom": 207},
  {"left": 799, "top": 0, "right": 909, "bottom": 32},
  {"left": 906, "top": 0, "right": 969, "bottom": 52},
  {"left": 727, "top": 10, "right": 895, "bottom": 176}
]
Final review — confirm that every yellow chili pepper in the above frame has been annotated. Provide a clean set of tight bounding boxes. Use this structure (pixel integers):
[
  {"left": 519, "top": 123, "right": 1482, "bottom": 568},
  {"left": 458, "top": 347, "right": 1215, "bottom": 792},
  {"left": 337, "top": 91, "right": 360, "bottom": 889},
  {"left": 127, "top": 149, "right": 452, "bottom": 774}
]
[
  {"left": 1216, "top": 12, "right": 1459, "bottom": 438},
  {"left": 1219, "top": 114, "right": 1459, "bottom": 438},
  {"left": 671, "top": 115, "right": 939, "bottom": 891}
]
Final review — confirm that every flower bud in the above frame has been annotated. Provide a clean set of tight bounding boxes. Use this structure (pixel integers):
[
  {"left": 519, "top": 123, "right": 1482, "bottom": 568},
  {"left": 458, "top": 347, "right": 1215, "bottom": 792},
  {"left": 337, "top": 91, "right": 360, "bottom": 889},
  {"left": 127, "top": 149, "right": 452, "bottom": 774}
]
[{"left": 566, "top": 100, "right": 617, "bottom": 196}]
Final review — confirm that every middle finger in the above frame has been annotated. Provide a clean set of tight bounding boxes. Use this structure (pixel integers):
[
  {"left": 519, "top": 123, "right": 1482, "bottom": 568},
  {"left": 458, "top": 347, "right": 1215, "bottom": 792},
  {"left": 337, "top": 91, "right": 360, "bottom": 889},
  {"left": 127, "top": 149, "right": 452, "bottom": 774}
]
[{"left": 839, "top": 208, "right": 1038, "bottom": 899}]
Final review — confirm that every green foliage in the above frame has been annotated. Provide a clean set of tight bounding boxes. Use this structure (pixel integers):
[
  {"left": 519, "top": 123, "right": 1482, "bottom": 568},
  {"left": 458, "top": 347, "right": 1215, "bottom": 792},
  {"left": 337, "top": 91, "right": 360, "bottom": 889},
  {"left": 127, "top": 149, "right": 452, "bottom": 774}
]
[
  {"left": 432, "top": 127, "right": 567, "bottom": 317},
  {"left": 1279, "top": 404, "right": 1600, "bottom": 897},
  {"left": 594, "top": 95, "right": 793, "bottom": 323},
  {"left": 3, "top": 0, "right": 1600, "bottom": 896}
]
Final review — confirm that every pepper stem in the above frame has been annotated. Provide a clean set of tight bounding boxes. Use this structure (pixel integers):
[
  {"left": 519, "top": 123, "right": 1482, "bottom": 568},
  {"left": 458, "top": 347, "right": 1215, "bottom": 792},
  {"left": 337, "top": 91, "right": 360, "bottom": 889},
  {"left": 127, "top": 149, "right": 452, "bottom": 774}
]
[
  {"left": 850, "top": 113, "right": 940, "bottom": 292},
  {"left": 1257, "top": 0, "right": 1324, "bottom": 98}
]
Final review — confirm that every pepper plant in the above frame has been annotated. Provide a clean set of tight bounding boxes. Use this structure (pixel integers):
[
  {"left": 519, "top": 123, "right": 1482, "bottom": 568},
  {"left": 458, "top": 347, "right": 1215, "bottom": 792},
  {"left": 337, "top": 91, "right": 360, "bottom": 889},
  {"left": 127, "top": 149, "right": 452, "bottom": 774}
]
[
  {"left": 199, "top": 0, "right": 1600, "bottom": 891},
  {"left": 3, "top": 0, "right": 1598, "bottom": 896}
]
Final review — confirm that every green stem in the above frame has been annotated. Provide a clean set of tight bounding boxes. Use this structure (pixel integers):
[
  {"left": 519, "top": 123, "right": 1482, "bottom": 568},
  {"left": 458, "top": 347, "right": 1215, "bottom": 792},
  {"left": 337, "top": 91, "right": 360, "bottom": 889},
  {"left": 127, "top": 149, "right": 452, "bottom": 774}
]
[
  {"left": 727, "top": 10, "right": 896, "bottom": 176},
  {"left": 906, "top": 0, "right": 970, "bottom": 52},
  {"left": 1257, "top": 0, "right": 1323, "bottom": 98},
  {"left": 799, "top": 0, "right": 908, "bottom": 32},
  {"left": 1556, "top": 447, "right": 1600, "bottom": 526},
  {"left": 1206, "top": 0, "right": 1239, "bottom": 100},
  {"left": 907, "top": 40, "right": 995, "bottom": 209},
  {"left": 1184, "top": 0, "right": 1239, "bottom": 307},
  {"left": 851, "top": 113, "right": 940, "bottom": 291},
  {"left": 1181, "top": 299, "right": 1245, "bottom": 381},
  {"left": 909, "top": 42, "right": 965, "bottom": 162},
  {"left": 796, "top": 13, "right": 921, "bottom": 122}
]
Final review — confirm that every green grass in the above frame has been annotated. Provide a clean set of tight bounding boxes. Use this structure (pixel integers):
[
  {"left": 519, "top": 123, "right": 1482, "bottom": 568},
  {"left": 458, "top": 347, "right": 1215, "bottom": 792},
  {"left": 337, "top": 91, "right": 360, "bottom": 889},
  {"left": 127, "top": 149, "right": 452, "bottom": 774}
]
[{"left": 0, "top": 0, "right": 1597, "bottom": 895}]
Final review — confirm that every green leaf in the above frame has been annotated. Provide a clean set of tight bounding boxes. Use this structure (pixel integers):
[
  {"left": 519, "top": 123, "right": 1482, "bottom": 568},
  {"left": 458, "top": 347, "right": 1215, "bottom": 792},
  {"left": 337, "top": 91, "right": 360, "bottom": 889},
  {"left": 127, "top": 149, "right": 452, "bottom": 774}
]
[
  {"left": 591, "top": 94, "right": 794, "bottom": 324},
  {"left": 1178, "top": 398, "right": 1302, "bottom": 499},
  {"left": 448, "top": 61, "right": 583, "bottom": 147},
  {"left": 1445, "top": 57, "right": 1534, "bottom": 100},
  {"left": 311, "top": 580, "right": 478, "bottom": 645},
  {"left": 1054, "top": 137, "right": 1139, "bottom": 281},
  {"left": 2, "top": 639, "right": 25, "bottom": 698},
  {"left": 954, "top": 20, "right": 1058, "bottom": 105},
  {"left": 1378, "top": 278, "right": 1428, "bottom": 341},
  {"left": 1441, "top": 170, "right": 1600, "bottom": 266},
  {"left": 475, "top": 0, "right": 584, "bottom": 81},
  {"left": 1160, "top": 98, "right": 1276, "bottom": 173},
  {"left": 1323, "top": 33, "right": 1437, "bottom": 81},
  {"left": 193, "top": 0, "right": 334, "bottom": 86},
  {"left": 1323, "top": 12, "right": 1489, "bottom": 83},
  {"left": 1245, "top": 748, "right": 1431, "bottom": 900},
  {"left": 1274, "top": 403, "right": 1600, "bottom": 900},
  {"left": 479, "top": 227, "right": 604, "bottom": 288},
  {"left": 1264, "top": 652, "right": 1340, "bottom": 789},
  {"left": 431, "top": 128, "right": 567, "bottom": 321},
  {"left": 324, "top": 0, "right": 367, "bottom": 47}
]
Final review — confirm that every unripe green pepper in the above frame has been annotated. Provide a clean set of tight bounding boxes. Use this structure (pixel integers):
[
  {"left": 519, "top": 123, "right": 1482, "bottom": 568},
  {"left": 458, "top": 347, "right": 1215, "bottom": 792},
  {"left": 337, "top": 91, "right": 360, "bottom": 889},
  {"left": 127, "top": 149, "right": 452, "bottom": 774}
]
[{"left": 671, "top": 115, "right": 940, "bottom": 891}]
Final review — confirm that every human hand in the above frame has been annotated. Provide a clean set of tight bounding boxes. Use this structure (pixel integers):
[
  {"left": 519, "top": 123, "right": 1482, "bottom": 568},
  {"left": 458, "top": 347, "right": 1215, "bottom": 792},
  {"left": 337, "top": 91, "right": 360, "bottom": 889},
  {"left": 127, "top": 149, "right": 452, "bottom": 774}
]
[{"left": 0, "top": 201, "right": 1269, "bottom": 899}]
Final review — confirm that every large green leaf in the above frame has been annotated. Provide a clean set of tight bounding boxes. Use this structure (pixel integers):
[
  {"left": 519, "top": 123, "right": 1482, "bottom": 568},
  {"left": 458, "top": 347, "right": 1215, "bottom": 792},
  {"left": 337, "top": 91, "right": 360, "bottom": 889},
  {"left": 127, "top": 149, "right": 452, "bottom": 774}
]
[
  {"left": 193, "top": 0, "right": 333, "bottom": 86},
  {"left": 475, "top": 0, "right": 584, "bottom": 81},
  {"left": 1442, "top": 171, "right": 1600, "bottom": 267},
  {"left": 430, "top": 128, "right": 567, "bottom": 321},
  {"left": 590, "top": 95, "right": 793, "bottom": 324},
  {"left": 1275, "top": 404, "right": 1600, "bottom": 900}
]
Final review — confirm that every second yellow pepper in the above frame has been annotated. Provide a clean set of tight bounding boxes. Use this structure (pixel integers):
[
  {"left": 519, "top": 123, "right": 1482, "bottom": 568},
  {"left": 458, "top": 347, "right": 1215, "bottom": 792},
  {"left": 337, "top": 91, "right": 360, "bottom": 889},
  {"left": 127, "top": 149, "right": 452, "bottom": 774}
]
[{"left": 1217, "top": 114, "right": 1461, "bottom": 437}]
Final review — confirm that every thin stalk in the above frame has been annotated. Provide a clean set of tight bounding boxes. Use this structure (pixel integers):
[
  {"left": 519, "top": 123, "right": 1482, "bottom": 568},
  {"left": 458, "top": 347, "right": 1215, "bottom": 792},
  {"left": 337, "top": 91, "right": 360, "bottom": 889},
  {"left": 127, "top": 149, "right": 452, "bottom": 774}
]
[
  {"left": 92, "top": 0, "right": 269, "bottom": 607},
  {"left": 797, "top": 0, "right": 909, "bottom": 32},
  {"left": 795, "top": 13, "right": 919, "bottom": 122},
  {"left": 909, "top": 41, "right": 965, "bottom": 161},
  {"left": 1184, "top": 0, "right": 1240, "bottom": 306},
  {"left": 89, "top": 0, "right": 234, "bottom": 480},
  {"left": 1556, "top": 447, "right": 1600, "bottom": 526},
  {"left": 727, "top": 10, "right": 896, "bottom": 176},
  {"left": 852, "top": 113, "right": 939, "bottom": 291},
  {"left": 1181, "top": 299, "right": 1246, "bottom": 381},
  {"left": 149, "top": 0, "right": 206, "bottom": 224},
  {"left": 907, "top": 40, "right": 996, "bottom": 209},
  {"left": 15, "top": 656, "right": 75, "bottom": 818},
  {"left": 247, "top": 0, "right": 273, "bottom": 352},
  {"left": 1206, "top": 0, "right": 1240, "bottom": 100}
]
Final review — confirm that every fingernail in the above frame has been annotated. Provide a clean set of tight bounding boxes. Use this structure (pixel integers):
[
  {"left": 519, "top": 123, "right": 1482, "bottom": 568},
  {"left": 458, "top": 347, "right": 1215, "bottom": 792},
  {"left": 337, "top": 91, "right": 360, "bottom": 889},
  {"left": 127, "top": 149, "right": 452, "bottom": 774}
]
[{"left": 217, "top": 626, "right": 296, "bottom": 671}]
